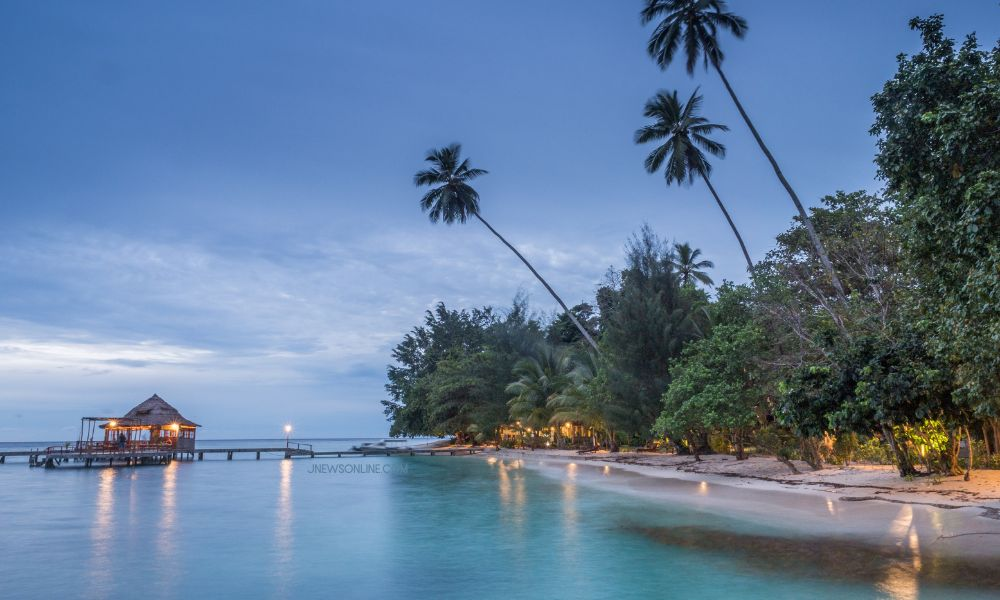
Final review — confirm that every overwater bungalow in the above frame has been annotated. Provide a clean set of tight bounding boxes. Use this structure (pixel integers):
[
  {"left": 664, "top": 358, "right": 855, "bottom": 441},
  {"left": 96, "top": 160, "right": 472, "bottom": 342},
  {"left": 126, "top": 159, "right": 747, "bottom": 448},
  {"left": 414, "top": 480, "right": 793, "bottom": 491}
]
[{"left": 83, "top": 393, "right": 200, "bottom": 453}]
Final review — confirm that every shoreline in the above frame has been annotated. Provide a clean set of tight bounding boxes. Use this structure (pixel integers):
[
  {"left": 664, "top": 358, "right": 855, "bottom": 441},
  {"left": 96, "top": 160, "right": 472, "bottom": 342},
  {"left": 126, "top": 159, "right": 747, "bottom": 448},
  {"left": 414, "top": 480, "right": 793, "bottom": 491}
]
[{"left": 488, "top": 448, "right": 1000, "bottom": 560}]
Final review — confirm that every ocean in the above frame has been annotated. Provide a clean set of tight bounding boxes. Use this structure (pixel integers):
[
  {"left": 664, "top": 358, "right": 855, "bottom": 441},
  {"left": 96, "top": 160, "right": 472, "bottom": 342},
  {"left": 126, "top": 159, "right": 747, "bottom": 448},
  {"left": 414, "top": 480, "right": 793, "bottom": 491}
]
[{"left": 0, "top": 439, "right": 995, "bottom": 599}]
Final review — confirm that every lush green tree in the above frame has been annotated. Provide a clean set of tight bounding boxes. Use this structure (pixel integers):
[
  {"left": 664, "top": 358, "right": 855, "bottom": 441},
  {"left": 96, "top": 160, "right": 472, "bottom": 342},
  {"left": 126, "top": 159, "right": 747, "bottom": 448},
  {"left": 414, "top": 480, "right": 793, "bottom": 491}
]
[
  {"left": 657, "top": 322, "right": 766, "bottom": 459},
  {"left": 383, "top": 299, "right": 542, "bottom": 439},
  {"left": 641, "top": 0, "right": 846, "bottom": 303},
  {"left": 871, "top": 16, "right": 1000, "bottom": 413},
  {"left": 655, "top": 283, "right": 766, "bottom": 458},
  {"left": 505, "top": 342, "right": 576, "bottom": 435},
  {"left": 600, "top": 226, "right": 707, "bottom": 436},
  {"left": 383, "top": 304, "right": 495, "bottom": 436},
  {"left": 415, "top": 143, "right": 600, "bottom": 353},
  {"left": 545, "top": 303, "right": 599, "bottom": 346},
  {"left": 635, "top": 89, "right": 752, "bottom": 270},
  {"left": 671, "top": 242, "right": 715, "bottom": 287}
]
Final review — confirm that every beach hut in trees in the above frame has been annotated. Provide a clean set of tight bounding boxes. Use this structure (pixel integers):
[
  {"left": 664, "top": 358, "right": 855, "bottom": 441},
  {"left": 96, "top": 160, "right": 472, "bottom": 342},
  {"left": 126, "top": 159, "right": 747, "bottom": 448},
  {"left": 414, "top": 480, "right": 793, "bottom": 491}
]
[{"left": 86, "top": 394, "right": 200, "bottom": 452}]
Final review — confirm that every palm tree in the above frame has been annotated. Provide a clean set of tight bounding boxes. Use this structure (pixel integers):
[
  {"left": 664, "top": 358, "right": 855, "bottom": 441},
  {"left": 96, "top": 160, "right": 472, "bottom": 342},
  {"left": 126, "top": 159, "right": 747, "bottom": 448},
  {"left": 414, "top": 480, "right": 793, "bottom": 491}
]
[
  {"left": 634, "top": 89, "right": 753, "bottom": 271},
  {"left": 640, "top": 0, "right": 848, "bottom": 304},
  {"left": 671, "top": 242, "right": 714, "bottom": 287},
  {"left": 505, "top": 343, "right": 575, "bottom": 444},
  {"left": 546, "top": 350, "right": 607, "bottom": 448},
  {"left": 415, "top": 143, "right": 600, "bottom": 354}
]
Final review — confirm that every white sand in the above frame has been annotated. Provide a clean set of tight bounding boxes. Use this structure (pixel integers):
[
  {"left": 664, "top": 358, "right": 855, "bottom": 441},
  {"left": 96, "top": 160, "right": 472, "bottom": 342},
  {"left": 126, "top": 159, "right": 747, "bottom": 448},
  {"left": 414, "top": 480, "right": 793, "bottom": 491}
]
[{"left": 485, "top": 448, "right": 1000, "bottom": 559}]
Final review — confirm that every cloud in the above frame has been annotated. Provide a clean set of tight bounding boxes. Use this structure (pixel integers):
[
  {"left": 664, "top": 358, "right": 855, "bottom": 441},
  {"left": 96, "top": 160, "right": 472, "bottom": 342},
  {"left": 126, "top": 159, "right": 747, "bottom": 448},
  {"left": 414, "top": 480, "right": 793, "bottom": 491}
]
[{"left": 0, "top": 224, "right": 618, "bottom": 436}]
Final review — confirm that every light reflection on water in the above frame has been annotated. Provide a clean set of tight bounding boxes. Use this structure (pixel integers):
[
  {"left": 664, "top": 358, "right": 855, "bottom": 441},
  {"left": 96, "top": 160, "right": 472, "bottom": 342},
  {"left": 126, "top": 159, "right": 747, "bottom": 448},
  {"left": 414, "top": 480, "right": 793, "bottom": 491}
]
[
  {"left": 2, "top": 453, "right": 998, "bottom": 599},
  {"left": 273, "top": 458, "right": 294, "bottom": 596},
  {"left": 156, "top": 462, "right": 178, "bottom": 595},
  {"left": 88, "top": 467, "right": 116, "bottom": 597}
]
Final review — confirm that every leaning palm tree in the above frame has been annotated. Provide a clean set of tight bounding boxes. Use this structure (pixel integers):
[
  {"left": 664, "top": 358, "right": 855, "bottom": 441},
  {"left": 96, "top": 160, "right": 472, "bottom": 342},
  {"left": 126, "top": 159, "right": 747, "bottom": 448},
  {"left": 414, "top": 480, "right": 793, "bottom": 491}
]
[
  {"left": 640, "top": 0, "right": 847, "bottom": 304},
  {"left": 634, "top": 89, "right": 753, "bottom": 271},
  {"left": 671, "top": 242, "right": 714, "bottom": 287},
  {"left": 415, "top": 144, "right": 601, "bottom": 354}
]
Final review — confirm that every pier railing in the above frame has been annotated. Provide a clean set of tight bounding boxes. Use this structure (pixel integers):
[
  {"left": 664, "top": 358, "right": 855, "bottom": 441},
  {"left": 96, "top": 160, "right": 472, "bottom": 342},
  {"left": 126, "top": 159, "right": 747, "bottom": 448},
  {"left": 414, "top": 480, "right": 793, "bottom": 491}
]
[{"left": 45, "top": 441, "right": 180, "bottom": 455}]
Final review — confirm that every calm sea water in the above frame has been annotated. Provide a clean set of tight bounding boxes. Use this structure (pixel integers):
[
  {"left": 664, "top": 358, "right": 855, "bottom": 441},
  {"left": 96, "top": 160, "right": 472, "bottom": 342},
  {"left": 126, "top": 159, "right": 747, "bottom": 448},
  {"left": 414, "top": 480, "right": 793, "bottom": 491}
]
[{"left": 0, "top": 440, "right": 996, "bottom": 599}]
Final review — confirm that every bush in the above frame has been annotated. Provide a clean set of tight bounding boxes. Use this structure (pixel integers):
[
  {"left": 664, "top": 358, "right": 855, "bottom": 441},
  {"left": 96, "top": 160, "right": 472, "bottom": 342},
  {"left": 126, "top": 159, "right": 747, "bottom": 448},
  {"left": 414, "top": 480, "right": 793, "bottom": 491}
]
[{"left": 854, "top": 436, "right": 893, "bottom": 464}]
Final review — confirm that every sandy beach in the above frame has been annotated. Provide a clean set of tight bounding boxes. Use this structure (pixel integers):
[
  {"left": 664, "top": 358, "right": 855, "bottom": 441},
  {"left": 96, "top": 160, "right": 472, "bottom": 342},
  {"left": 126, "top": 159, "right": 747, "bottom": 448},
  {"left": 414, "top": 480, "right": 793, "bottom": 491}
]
[{"left": 489, "top": 448, "right": 1000, "bottom": 564}]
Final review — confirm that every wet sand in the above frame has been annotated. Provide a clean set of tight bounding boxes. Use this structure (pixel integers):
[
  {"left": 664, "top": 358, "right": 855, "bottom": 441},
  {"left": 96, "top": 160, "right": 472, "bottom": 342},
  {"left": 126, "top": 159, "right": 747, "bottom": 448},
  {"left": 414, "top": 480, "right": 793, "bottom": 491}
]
[{"left": 491, "top": 449, "right": 1000, "bottom": 564}]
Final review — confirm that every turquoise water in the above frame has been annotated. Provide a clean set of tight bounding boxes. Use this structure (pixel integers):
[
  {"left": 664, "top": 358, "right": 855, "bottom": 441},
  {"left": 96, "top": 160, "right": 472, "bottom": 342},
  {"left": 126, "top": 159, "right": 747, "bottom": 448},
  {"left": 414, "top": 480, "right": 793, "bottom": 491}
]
[{"left": 0, "top": 441, "right": 996, "bottom": 599}]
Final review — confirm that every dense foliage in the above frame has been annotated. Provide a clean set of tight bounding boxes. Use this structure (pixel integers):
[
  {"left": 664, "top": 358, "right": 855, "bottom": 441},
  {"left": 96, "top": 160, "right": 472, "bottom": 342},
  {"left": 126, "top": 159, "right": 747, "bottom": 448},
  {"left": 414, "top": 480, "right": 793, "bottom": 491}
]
[{"left": 385, "top": 15, "right": 999, "bottom": 478}]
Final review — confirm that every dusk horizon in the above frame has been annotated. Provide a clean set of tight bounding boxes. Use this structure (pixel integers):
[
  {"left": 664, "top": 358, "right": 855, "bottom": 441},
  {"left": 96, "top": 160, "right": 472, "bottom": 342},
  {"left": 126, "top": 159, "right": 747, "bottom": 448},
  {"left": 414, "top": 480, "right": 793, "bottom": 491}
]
[{"left": 4, "top": 1, "right": 995, "bottom": 440}]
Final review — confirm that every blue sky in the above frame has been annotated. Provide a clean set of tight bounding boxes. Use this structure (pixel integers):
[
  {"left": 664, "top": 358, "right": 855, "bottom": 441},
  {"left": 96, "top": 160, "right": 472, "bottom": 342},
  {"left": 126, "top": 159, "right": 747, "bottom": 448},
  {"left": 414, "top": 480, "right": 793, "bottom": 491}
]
[{"left": 1, "top": 1, "right": 997, "bottom": 440}]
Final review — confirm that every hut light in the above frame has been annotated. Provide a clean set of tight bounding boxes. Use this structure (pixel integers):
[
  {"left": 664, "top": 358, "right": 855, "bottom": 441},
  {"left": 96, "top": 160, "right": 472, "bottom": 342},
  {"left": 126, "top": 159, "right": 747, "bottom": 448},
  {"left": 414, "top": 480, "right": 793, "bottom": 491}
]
[
  {"left": 284, "top": 424, "right": 292, "bottom": 434},
  {"left": 109, "top": 420, "right": 117, "bottom": 428},
  {"left": 170, "top": 423, "right": 180, "bottom": 431}
]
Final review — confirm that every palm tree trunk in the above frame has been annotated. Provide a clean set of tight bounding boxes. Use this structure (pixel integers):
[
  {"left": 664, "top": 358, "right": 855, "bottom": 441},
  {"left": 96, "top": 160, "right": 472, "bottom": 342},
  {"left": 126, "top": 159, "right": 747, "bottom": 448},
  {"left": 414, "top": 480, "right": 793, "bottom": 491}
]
[
  {"left": 712, "top": 62, "right": 848, "bottom": 306},
  {"left": 473, "top": 213, "right": 601, "bottom": 355},
  {"left": 702, "top": 175, "right": 753, "bottom": 271}
]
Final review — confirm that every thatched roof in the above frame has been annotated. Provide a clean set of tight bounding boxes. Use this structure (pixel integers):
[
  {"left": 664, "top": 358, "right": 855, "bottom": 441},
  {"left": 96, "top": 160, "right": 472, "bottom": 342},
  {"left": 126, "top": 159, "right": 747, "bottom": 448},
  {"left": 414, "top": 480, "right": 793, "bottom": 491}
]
[{"left": 122, "top": 394, "right": 200, "bottom": 427}]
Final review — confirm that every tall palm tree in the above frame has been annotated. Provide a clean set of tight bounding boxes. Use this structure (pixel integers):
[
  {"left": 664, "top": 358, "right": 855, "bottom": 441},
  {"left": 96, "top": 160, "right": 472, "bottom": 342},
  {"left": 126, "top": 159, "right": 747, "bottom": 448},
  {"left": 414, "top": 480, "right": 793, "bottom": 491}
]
[
  {"left": 505, "top": 343, "right": 575, "bottom": 437},
  {"left": 640, "top": 0, "right": 848, "bottom": 305},
  {"left": 634, "top": 89, "right": 753, "bottom": 271},
  {"left": 671, "top": 242, "right": 714, "bottom": 287},
  {"left": 415, "top": 143, "right": 600, "bottom": 354}
]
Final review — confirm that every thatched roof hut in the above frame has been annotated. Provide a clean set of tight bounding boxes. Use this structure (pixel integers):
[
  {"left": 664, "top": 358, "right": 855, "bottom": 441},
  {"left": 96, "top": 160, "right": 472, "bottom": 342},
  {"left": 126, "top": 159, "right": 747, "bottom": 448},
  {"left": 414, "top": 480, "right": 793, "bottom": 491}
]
[
  {"left": 97, "top": 394, "right": 200, "bottom": 451},
  {"left": 122, "top": 393, "right": 200, "bottom": 428}
]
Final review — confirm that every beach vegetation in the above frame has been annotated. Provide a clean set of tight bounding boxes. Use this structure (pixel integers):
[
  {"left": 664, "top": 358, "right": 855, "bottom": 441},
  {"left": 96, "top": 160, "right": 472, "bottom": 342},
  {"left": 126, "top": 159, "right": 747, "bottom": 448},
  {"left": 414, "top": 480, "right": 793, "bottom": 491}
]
[{"left": 385, "top": 14, "right": 1000, "bottom": 480}]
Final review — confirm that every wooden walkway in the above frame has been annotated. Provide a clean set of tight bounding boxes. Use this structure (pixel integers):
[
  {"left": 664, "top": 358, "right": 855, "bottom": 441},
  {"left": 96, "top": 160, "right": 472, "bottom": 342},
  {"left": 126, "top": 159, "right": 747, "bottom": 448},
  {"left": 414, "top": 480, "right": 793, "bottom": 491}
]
[{"left": 0, "top": 445, "right": 483, "bottom": 468}]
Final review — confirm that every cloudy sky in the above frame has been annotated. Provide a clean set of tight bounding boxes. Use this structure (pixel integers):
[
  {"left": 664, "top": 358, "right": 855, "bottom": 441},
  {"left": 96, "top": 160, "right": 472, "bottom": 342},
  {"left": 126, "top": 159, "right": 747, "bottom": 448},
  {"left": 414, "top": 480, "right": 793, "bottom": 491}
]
[{"left": 2, "top": 1, "right": 997, "bottom": 440}]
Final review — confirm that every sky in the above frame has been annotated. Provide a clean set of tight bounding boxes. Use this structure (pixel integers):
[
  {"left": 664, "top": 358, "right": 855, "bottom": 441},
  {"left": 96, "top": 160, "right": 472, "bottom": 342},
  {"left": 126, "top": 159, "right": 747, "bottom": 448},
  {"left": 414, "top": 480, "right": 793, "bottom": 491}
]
[{"left": 1, "top": 1, "right": 998, "bottom": 441}]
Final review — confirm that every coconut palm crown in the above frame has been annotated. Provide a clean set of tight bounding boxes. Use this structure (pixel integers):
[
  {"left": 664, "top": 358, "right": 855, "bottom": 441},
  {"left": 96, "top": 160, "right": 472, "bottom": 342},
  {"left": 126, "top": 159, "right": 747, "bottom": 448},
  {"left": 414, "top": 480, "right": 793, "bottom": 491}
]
[
  {"left": 671, "top": 242, "right": 715, "bottom": 287},
  {"left": 635, "top": 89, "right": 727, "bottom": 184},
  {"left": 414, "top": 143, "right": 488, "bottom": 224},
  {"left": 635, "top": 89, "right": 753, "bottom": 271},
  {"left": 640, "top": 0, "right": 747, "bottom": 74},
  {"left": 640, "top": 0, "right": 848, "bottom": 305}
]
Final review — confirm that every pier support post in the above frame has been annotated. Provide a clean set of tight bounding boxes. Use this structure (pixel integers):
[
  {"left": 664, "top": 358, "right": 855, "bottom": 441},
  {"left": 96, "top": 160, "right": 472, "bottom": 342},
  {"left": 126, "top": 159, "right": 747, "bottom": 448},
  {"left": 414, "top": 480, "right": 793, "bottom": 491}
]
[
  {"left": 256, "top": 451, "right": 260, "bottom": 460},
  {"left": 227, "top": 451, "right": 233, "bottom": 460},
  {"left": 198, "top": 452, "right": 204, "bottom": 461},
  {"left": 0, "top": 455, "right": 5, "bottom": 464}
]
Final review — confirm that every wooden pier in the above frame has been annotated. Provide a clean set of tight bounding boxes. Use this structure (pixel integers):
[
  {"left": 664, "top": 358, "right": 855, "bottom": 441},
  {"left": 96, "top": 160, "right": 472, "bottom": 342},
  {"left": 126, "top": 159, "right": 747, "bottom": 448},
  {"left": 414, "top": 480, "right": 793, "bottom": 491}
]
[{"left": 0, "top": 443, "right": 483, "bottom": 468}]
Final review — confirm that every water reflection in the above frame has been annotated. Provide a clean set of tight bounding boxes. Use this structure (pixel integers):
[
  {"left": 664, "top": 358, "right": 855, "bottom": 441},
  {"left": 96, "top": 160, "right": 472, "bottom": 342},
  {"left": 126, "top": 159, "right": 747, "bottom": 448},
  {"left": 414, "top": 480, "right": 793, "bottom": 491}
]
[
  {"left": 877, "top": 506, "right": 921, "bottom": 600},
  {"left": 156, "top": 462, "right": 178, "bottom": 594},
  {"left": 495, "top": 459, "right": 526, "bottom": 536},
  {"left": 89, "top": 467, "right": 117, "bottom": 597},
  {"left": 627, "top": 522, "right": 1000, "bottom": 595},
  {"left": 562, "top": 473, "right": 578, "bottom": 544},
  {"left": 274, "top": 459, "right": 294, "bottom": 596}
]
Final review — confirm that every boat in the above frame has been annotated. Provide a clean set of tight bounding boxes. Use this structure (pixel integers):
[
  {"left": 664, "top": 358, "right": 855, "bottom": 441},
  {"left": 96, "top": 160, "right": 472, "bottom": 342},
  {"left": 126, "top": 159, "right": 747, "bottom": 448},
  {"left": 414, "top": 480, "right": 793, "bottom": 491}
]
[{"left": 350, "top": 438, "right": 451, "bottom": 452}]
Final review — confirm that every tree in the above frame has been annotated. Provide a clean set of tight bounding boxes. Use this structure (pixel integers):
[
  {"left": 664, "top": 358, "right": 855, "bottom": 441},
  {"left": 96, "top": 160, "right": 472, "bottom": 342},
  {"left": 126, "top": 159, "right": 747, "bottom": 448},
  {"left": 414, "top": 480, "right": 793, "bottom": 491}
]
[
  {"left": 656, "top": 283, "right": 766, "bottom": 460},
  {"left": 635, "top": 89, "right": 753, "bottom": 271},
  {"left": 545, "top": 303, "right": 599, "bottom": 346},
  {"left": 546, "top": 350, "right": 608, "bottom": 448},
  {"left": 599, "top": 226, "right": 707, "bottom": 436},
  {"left": 670, "top": 242, "right": 714, "bottom": 287},
  {"left": 871, "top": 16, "right": 1000, "bottom": 414},
  {"left": 657, "top": 322, "right": 766, "bottom": 460},
  {"left": 415, "top": 143, "right": 600, "bottom": 354},
  {"left": 505, "top": 342, "right": 575, "bottom": 443},
  {"left": 383, "top": 299, "right": 543, "bottom": 439},
  {"left": 641, "top": 0, "right": 847, "bottom": 304}
]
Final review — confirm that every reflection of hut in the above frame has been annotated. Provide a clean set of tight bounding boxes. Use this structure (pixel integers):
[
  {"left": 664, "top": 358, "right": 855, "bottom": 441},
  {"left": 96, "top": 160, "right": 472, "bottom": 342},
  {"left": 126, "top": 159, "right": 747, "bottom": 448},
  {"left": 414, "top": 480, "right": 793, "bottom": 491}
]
[{"left": 97, "top": 394, "right": 200, "bottom": 452}]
